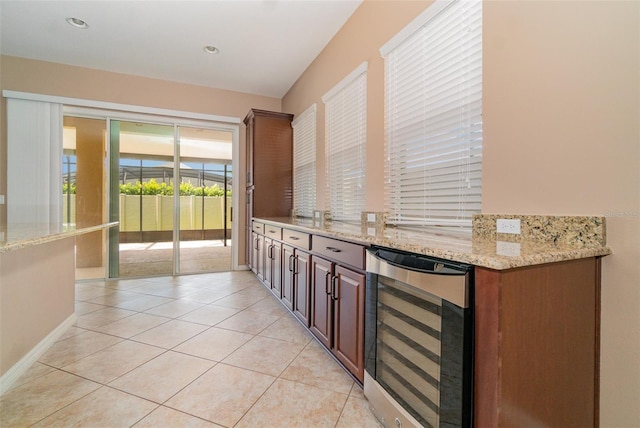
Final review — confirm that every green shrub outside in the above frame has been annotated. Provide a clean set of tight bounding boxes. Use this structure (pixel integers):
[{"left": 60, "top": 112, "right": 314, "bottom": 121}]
[
  {"left": 64, "top": 179, "right": 231, "bottom": 196},
  {"left": 63, "top": 182, "right": 76, "bottom": 194}
]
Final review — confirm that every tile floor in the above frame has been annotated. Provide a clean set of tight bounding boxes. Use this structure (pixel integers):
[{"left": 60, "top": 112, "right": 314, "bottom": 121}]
[{"left": 0, "top": 271, "right": 383, "bottom": 427}]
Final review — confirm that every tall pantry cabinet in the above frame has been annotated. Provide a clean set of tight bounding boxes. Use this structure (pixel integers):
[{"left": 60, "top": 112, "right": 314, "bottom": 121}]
[{"left": 244, "top": 109, "right": 294, "bottom": 268}]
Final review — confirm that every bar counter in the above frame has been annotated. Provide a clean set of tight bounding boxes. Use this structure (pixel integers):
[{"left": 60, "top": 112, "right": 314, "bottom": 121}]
[{"left": 0, "top": 222, "right": 118, "bottom": 393}]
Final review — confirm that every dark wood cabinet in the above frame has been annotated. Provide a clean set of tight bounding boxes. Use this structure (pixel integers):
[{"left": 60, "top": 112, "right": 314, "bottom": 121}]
[
  {"left": 292, "top": 249, "right": 311, "bottom": 327},
  {"left": 263, "top": 224, "right": 282, "bottom": 296},
  {"left": 282, "top": 241, "right": 311, "bottom": 326},
  {"left": 309, "top": 236, "right": 366, "bottom": 383},
  {"left": 250, "top": 218, "right": 602, "bottom": 418},
  {"left": 282, "top": 229, "right": 311, "bottom": 323},
  {"left": 310, "top": 256, "right": 333, "bottom": 349},
  {"left": 266, "top": 239, "right": 282, "bottom": 298},
  {"left": 474, "top": 257, "right": 601, "bottom": 428},
  {"left": 244, "top": 109, "right": 293, "bottom": 266},
  {"left": 332, "top": 264, "right": 366, "bottom": 381},
  {"left": 250, "top": 231, "right": 263, "bottom": 279},
  {"left": 282, "top": 244, "right": 295, "bottom": 310},
  {"left": 310, "top": 257, "right": 365, "bottom": 382},
  {"left": 251, "top": 221, "right": 367, "bottom": 383},
  {"left": 281, "top": 245, "right": 311, "bottom": 327},
  {"left": 263, "top": 236, "right": 274, "bottom": 290}
]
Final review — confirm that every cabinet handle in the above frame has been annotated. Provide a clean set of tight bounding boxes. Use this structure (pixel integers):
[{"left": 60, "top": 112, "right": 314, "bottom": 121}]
[
  {"left": 288, "top": 254, "right": 295, "bottom": 272},
  {"left": 325, "top": 271, "right": 332, "bottom": 295},
  {"left": 331, "top": 275, "right": 339, "bottom": 301},
  {"left": 254, "top": 238, "right": 260, "bottom": 251},
  {"left": 325, "top": 246, "right": 341, "bottom": 253},
  {"left": 267, "top": 244, "right": 273, "bottom": 260},
  {"left": 288, "top": 236, "right": 300, "bottom": 241},
  {"left": 293, "top": 256, "right": 299, "bottom": 275}
]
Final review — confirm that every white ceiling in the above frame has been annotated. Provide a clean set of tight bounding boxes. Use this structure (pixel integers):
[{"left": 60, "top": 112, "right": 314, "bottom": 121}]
[{"left": 0, "top": 0, "right": 362, "bottom": 98}]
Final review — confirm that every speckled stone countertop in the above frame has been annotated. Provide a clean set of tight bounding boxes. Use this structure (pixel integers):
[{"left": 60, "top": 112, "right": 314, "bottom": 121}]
[
  {"left": 254, "top": 215, "right": 611, "bottom": 270},
  {"left": 0, "top": 222, "right": 119, "bottom": 253}
]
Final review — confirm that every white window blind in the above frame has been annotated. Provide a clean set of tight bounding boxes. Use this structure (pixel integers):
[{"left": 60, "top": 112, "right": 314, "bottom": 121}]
[
  {"left": 6, "top": 98, "right": 63, "bottom": 224},
  {"left": 292, "top": 104, "right": 317, "bottom": 218},
  {"left": 323, "top": 62, "right": 367, "bottom": 222},
  {"left": 382, "top": 0, "right": 482, "bottom": 229}
]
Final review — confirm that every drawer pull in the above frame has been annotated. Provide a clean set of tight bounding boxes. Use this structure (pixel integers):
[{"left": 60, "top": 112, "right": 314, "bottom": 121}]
[
  {"left": 326, "top": 246, "right": 341, "bottom": 253},
  {"left": 288, "top": 236, "right": 300, "bottom": 240},
  {"left": 268, "top": 230, "right": 276, "bottom": 234}
]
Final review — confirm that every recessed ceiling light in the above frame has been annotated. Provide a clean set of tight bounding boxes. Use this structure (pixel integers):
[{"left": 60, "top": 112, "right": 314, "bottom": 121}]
[
  {"left": 66, "top": 17, "right": 89, "bottom": 29},
  {"left": 203, "top": 46, "right": 219, "bottom": 55}
]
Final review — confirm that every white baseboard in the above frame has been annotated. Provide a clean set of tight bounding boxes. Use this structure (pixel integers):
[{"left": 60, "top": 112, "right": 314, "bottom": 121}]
[{"left": 0, "top": 313, "right": 77, "bottom": 395}]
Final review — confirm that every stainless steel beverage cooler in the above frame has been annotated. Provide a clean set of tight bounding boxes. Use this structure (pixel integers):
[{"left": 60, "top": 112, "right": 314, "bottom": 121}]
[{"left": 364, "top": 246, "right": 474, "bottom": 428}]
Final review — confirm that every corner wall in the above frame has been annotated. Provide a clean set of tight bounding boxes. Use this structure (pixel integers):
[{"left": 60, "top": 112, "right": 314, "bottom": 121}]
[
  {"left": 282, "top": 1, "right": 640, "bottom": 426},
  {"left": 482, "top": 3, "right": 640, "bottom": 426}
]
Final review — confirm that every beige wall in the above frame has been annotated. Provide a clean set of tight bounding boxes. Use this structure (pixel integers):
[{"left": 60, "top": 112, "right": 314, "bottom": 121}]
[
  {"left": 483, "top": 3, "right": 640, "bottom": 426},
  {"left": 282, "top": 0, "right": 640, "bottom": 426},
  {"left": 0, "top": 238, "right": 75, "bottom": 376},
  {"left": 0, "top": 55, "right": 283, "bottom": 262}
]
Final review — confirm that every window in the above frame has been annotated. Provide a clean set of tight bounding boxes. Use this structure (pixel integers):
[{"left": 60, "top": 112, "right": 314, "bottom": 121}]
[
  {"left": 382, "top": 0, "right": 482, "bottom": 228},
  {"left": 323, "top": 62, "right": 367, "bottom": 222},
  {"left": 292, "top": 104, "right": 317, "bottom": 218}
]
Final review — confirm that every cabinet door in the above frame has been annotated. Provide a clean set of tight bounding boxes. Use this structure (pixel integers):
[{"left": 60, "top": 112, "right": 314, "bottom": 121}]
[
  {"left": 310, "top": 256, "right": 333, "bottom": 349},
  {"left": 263, "top": 238, "right": 273, "bottom": 289},
  {"left": 257, "top": 235, "right": 266, "bottom": 281},
  {"left": 281, "top": 244, "right": 295, "bottom": 310},
  {"left": 249, "top": 111, "right": 293, "bottom": 218},
  {"left": 293, "top": 250, "right": 311, "bottom": 327},
  {"left": 333, "top": 264, "right": 366, "bottom": 382},
  {"left": 250, "top": 232, "right": 260, "bottom": 276},
  {"left": 271, "top": 240, "right": 283, "bottom": 298}
]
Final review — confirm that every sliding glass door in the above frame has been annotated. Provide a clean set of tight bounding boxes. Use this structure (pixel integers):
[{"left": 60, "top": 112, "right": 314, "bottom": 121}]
[
  {"left": 107, "top": 120, "right": 233, "bottom": 278},
  {"left": 177, "top": 126, "right": 233, "bottom": 274}
]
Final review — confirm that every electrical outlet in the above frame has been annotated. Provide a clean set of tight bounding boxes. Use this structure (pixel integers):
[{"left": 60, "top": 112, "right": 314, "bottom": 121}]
[
  {"left": 367, "top": 213, "right": 376, "bottom": 223},
  {"left": 497, "top": 218, "right": 521, "bottom": 234},
  {"left": 497, "top": 241, "right": 521, "bottom": 256},
  {"left": 0, "top": 195, "right": 4, "bottom": 205}
]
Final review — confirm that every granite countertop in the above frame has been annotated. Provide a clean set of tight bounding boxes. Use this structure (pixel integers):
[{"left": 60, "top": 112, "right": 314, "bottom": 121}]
[
  {"left": 0, "top": 222, "right": 119, "bottom": 253},
  {"left": 254, "top": 215, "right": 611, "bottom": 270}
]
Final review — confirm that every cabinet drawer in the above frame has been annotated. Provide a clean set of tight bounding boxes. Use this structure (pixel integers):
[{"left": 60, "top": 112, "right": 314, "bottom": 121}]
[
  {"left": 282, "top": 229, "right": 311, "bottom": 250},
  {"left": 252, "top": 221, "right": 265, "bottom": 234},
  {"left": 312, "top": 235, "right": 365, "bottom": 270},
  {"left": 264, "top": 225, "right": 282, "bottom": 240}
]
